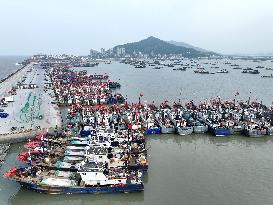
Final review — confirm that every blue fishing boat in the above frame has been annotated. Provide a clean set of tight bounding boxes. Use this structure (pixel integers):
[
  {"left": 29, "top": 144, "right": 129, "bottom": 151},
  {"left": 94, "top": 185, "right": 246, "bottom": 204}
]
[
  {"left": 144, "top": 127, "right": 161, "bottom": 135},
  {"left": 208, "top": 125, "right": 230, "bottom": 136},
  {"left": 18, "top": 181, "right": 144, "bottom": 194}
]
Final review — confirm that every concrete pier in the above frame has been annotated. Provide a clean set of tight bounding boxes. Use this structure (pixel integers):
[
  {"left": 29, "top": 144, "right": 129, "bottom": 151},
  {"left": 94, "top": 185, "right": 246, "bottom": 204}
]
[
  {"left": 0, "top": 63, "right": 62, "bottom": 143},
  {"left": 0, "top": 127, "right": 56, "bottom": 143}
]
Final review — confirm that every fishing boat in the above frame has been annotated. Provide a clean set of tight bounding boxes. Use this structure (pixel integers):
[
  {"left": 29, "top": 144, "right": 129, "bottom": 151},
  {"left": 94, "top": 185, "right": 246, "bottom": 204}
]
[
  {"left": 266, "top": 127, "right": 273, "bottom": 135},
  {"left": 173, "top": 67, "right": 186, "bottom": 71},
  {"left": 155, "top": 112, "right": 176, "bottom": 134},
  {"left": 217, "top": 69, "right": 229, "bottom": 73},
  {"left": 261, "top": 74, "right": 273, "bottom": 78},
  {"left": 144, "top": 126, "right": 161, "bottom": 135},
  {"left": 208, "top": 125, "right": 230, "bottom": 136},
  {"left": 194, "top": 68, "right": 209, "bottom": 74},
  {"left": 193, "top": 121, "right": 208, "bottom": 134},
  {"left": 176, "top": 126, "right": 193, "bottom": 135},
  {"left": 206, "top": 120, "right": 230, "bottom": 136},
  {"left": 5, "top": 165, "right": 144, "bottom": 194},
  {"left": 243, "top": 128, "right": 267, "bottom": 137},
  {"left": 168, "top": 110, "right": 194, "bottom": 136},
  {"left": 249, "top": 70, "right": 260, "bottom": 74}
]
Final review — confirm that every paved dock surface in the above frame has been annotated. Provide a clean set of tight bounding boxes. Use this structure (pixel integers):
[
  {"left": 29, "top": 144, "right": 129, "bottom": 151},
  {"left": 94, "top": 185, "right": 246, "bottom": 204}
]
[{"left": 0, "top": 64, "right": 61, "bottom": 138}]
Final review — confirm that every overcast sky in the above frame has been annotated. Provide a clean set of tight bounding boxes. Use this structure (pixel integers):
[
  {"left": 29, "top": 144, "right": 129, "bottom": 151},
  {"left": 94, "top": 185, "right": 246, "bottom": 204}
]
[{"left": 0, "top": 0, "right": 273, "bottom": 55}]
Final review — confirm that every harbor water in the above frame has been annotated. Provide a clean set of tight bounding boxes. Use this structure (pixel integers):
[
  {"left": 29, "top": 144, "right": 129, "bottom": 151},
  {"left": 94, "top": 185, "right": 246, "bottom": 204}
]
[
  {"left": 0, "top": 56, "right": 27, "bottom": 81},
  {"left": 74, "top": 60, "right": 273, "bottom": 105},
  {"left": 1, "top": 58, "right": 273, "bottom": 204}
]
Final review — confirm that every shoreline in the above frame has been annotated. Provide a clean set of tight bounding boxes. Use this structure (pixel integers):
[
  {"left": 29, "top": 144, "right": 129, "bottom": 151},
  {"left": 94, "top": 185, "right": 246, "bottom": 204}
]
[
  {"left": 0, "top": 64, "right": 26, "bottom": 84},
  {"left": 0, "top": 62, "right": 62, "bottom": 143},
  {"left": 0, "top": 143, "right": 10, "bottom": 168},
  {"left": 0, "top": 127, "right": 57, "bottom": 144}
]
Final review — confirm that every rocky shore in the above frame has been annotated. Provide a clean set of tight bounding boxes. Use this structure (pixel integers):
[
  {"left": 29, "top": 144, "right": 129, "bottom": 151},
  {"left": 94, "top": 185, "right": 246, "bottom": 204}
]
[{"left": 0, "top": 143, "right": 10, "bottom": 168}]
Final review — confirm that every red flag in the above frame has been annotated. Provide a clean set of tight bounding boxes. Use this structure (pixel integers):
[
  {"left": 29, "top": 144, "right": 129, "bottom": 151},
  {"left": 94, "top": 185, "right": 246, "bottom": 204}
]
[{"left": 128, "top": 124, "right": 132, "bottom": 129}]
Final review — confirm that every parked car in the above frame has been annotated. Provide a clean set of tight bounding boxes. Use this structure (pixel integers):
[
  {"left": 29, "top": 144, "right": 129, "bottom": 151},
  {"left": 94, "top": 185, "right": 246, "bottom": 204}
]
[{"left": 0, "top": 113, "right": 9, "bottom": 118}]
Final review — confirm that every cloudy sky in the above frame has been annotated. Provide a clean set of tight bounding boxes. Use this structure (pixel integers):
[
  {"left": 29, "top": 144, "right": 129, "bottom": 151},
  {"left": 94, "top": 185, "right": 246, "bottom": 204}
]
[{"left": 0, "top": 0, "right": 273, "bottom": 55}]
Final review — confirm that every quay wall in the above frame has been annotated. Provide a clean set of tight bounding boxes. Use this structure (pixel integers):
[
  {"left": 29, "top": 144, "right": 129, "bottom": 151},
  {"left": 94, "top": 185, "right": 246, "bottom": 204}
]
[
  {"left": 0, "top": 64, "right": 27, "bottom": 84},
  {"left": 0, "top": 127, "right": 56, "bottom": 144}
]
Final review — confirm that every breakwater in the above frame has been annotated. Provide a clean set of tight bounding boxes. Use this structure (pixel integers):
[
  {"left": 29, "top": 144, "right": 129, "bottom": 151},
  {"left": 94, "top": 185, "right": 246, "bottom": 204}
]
[
  {"left": 0, "top": 143, "right": 10, "bottom": 168},
  {"left": 0, "top": 65, "right": 26, "bottom": 84},
  {"left": 0, "top": 127, "right": 57, "bottom": 144}
]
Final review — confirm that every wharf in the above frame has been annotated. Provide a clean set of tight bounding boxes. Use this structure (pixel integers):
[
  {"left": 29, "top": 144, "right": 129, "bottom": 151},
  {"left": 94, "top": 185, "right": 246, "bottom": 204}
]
[{"left": 0, "top": 63, "right": 61, "bottom": 143}]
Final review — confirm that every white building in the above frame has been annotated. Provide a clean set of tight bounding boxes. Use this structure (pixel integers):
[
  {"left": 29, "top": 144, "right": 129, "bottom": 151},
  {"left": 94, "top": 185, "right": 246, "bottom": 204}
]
[{"left": 117, "top": 47, "right": 126, "bottom": 56}]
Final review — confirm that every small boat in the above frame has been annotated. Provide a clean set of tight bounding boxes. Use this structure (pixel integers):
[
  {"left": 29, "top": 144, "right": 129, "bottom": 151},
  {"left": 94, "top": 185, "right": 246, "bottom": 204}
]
[
  {"left": 217, "top": 69, "right": 229, "bottom": 73},
  {"left": 261, "top": 74, "right": 273, "bottom": 78},
  {"left": 194, "top": 69, "right": 209, "bottom": 74},
  {"left": 249, "top": 70, "right": 260, "bottom": 74},
  {"left": 135, "top": 65, "right": 146, "bottom": 68},
  {"left": 173, "top": 67, "right": 186, "bottom": 71},
  {"left": 242, "top": 69, "right": 260, "bottom": 74},
  {"left": 109, "top": 82, "right": 121, "bottom": 89}
]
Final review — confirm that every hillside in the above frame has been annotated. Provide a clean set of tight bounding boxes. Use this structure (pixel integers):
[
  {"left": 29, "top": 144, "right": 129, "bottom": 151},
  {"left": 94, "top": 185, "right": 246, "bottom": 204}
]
[
  {"left": 113, "top": 36, "right": 214, "bottom": 57},
  {"left": 167, "top": 40, "right": 209, "bottom": 53}
]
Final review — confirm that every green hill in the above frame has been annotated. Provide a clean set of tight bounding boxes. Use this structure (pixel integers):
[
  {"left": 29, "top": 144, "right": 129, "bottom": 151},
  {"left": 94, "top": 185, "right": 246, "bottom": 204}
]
[{"left": 113, "top": 36, "right": 217, "bottom": 57}]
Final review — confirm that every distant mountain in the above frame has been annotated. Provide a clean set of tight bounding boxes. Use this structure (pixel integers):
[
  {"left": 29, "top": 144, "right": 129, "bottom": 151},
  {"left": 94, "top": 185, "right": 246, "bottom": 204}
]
[
  {"left": 248, "top": 52, "right": 273, "bottom": 57},
  {"left": 113, "top": 36, "right": 216, "bottom": 57},
  {"left": 167, "top": 40, "right": 209, "bottom": 53},
  {"left": 226, "top": 52, "right": 273, "bottom": 57}
]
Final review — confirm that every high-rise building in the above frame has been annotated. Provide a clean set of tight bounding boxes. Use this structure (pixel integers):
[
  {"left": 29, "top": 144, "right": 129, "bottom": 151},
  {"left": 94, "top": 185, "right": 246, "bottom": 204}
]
[
  {"left": 108, "top": 48, "right": 114, "bottom": 55},
  {"left": 101, "top": 48, "right": 106, "bottom": 54},
  {"left": 117, "top": 47, "right": 126, "bottom": 56}
]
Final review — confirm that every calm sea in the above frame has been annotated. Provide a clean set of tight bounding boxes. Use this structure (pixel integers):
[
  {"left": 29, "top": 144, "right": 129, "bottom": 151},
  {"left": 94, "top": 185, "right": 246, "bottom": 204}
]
[{"left": 0, "top": 56, "right": 27, "bottom": 81}]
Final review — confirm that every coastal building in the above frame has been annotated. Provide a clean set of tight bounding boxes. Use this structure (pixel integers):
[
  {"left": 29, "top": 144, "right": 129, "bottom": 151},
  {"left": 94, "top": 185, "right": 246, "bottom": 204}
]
[
  {"left": 101, "top": 48, "right": 106, "bottom": 55},
  {"left": 117, "top": 47, "right": 126, "bottom": 57},
  {"left": 89, "top": 49, "right": 98, "bottom": 58}
]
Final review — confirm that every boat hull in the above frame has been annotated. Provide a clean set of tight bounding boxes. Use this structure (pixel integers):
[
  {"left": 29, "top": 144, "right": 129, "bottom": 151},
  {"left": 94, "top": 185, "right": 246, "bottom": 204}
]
[
  {"left": 209, "top": 127, "right": 230, "bottom": 136},
  {"left": 229, "top": 126, "right": 244, "bottom": 135},
  {"left": 128, "top": 165, "right": 148, "bottom": 172},
  {"left": 193, "top": 126, "right": 208, "bottom": 134},
  {"left": 161, "top": 127, "right": 176, "bottom": 134},
  {"left": 243, "top": 129, "right": 267, "bottom": 137},
  {"left": 267, "top": 127, "right": 273, "bottom": 135},
  {"left": 144, "top": 127, "right": 161, "bottom": 135},
  {"left": 176, "top": 127, "right": 193, "bottom": 135},
  {"left": 18, "top": 181, "right": 144, "bottom": 194}
]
